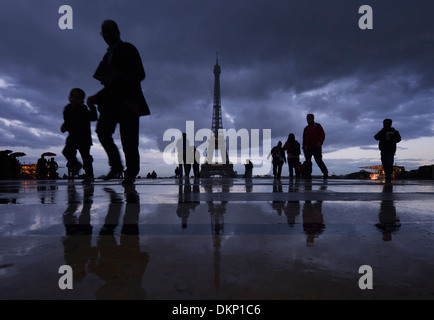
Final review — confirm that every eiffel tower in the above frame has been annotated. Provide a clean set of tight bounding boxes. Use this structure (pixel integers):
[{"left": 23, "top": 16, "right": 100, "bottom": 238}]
[{"left": 201, "top": 55, "right": 236, "bottom": 178}]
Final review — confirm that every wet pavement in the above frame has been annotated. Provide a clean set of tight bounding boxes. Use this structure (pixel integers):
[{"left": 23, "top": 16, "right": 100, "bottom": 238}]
[{"left": 0, "top": 177, "right": 433, "bottom": 300}]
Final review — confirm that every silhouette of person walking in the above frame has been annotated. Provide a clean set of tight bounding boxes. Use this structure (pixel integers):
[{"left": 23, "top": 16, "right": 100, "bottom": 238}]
[
  {"left": 267, "top": 141, "right": 286, "bottom": 180},
  {"left": 176, "top": 132, "right": 193, "bottom": 178},
  {"left": 302, "top": 114, "right": 328, "bottom": 180},
  {"left": 61, "top": 88, "right": 97, "bottom": 183},
  {"left": 374, "top": 119, "right": 401, "bottom": 182},
  {"left": 87, "top": 20, "right": 150, "bottom": 185},
  {"left": 283, "top": 133, "right": 301, "bottom": 179}
]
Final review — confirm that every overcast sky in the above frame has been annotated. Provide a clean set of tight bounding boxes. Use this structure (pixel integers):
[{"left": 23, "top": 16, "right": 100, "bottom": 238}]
[{"left": 1, "top": 0, "right": 434, "bottom": 177}]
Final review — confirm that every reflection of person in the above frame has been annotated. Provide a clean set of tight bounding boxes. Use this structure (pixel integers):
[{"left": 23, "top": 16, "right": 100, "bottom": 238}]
[
  {"left": 375, "top": 185, "right": 401, "bottom": 241},
  {"left": 177, "top": 178, "right": 200, "bottom": 229},
  {"left": 88, "top": 185, "right": 149, "bottom": 299},
  {"left": 301, "top": 184, "right": 326, "bottom": 246},
  {"left": 271, "top": 180, "right": 285, "bottom": 215},
  {"left": 0, "top": 185, "right": 18, "bottom": 204},
  {"left": 374, "top": 119, "right": 401, "bottom": 182},
  {"left": 62, "top": 184, "right": 95, "bottom": 282},
  {"left": 302, "top": 200, "right": 325, "bottom": 246},
  {"left": 61, "top": 88, "right": 97, "bottom": 183},
  {"left": 245, "top": 177, "right": 253, "bottom": 193},
  {"left": 267, "top": 141, "right": 286, "bottom": 180},
  {"left": 302, "top": 114, "right": 328, "bottom": 180},
  {"left": 37, "top": 184, "right": 57, "bottom": 204},
  {"left": 285, "top": 180, "right": 300, "bottom": 227},
  {"left": 87, "top": 20, "right": 150, "bottom": 185},
  {"left": 193, "top": 147, "right": 201, "bottom": 178},
  {"left": 283, "top": 133, "right": 301, "bottom": 179}
]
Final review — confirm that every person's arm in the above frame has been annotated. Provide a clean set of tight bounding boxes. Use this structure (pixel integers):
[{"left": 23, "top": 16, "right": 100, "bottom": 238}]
[
  {"left": 61, "top": 108, "right": 70, "bottom": 132},
  {"left": 394, "top": 130, "right": 401, "bottom": 143},
  {"left": 267, "top": 148, "right": 273, "bottom": 160},
  {"left": 317, "top": 123, "right": 325, "bottom": 146},
  {"left": 374, "top": 129, "right": 384, "bottom": 141},
  {"left": 87, "top": 103, "right": 98, "bottom": 122}
]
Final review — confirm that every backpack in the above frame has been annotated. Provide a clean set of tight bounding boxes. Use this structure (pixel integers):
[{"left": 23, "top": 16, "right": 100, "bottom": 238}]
[
  {"left": 289, "top": 141, "right": 301, "bottom": 156},
  {"left": 272, "top": 147, "right": 285, "bottom": 162}
]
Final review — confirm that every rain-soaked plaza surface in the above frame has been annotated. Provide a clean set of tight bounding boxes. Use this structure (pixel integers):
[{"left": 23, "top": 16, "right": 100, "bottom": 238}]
[{"left": 0, "top": 177, "right": 434, "bottom": 300}]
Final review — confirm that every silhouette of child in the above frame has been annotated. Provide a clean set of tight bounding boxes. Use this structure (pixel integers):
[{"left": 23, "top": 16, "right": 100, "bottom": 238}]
[{"left": 61, "top": 88, "right": 97, "bottom": 183}]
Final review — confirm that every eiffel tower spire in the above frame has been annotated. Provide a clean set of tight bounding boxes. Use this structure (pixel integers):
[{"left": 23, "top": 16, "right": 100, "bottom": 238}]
[{"left": 211, "top": 52, "right": 223, "bottom": 139}]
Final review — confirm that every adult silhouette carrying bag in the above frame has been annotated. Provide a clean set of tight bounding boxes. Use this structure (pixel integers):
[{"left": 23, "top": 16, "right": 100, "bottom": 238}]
[{"left": 88, "top": 20, "right": 150, "bottom": 185}]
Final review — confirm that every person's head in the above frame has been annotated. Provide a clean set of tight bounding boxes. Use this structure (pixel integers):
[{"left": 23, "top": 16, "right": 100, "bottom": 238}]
[
  {"left": 101, "top": 20, "right": 120, "bottom": 46},
  {"left": 69, "top": 88, "right": 85, "bottom": 106},
  {"left": 383, "top": 118, "right": 392, "bottom": 129},
  {"left": 277, "top": 141, "right": 282, "bottom": 147},
  {"left": 306, "top": 114, "right": 315, "bottom": 125},
  {"left": 288, "top": 133, "right": 295, "bottom": 141}
]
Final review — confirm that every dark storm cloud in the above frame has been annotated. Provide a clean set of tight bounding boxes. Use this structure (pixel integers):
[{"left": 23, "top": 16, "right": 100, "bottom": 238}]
[{"left": 0, "top": 0, "right": 433, "bottom": 172}]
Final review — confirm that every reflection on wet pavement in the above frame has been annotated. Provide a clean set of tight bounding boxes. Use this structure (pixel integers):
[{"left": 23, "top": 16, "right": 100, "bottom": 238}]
[{"left": 0, "top": 178, "right": 433, "bottom": 299}]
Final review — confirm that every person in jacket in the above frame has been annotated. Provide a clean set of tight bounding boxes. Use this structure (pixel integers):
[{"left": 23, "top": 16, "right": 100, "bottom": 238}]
[
  {"left": 61, "top": 88, "right": 97, "bottom": 183},
  {"left": 176, "top": 132, "right": 193, "bottom": 178},
  {"left": 302, "top": 114, "right": 328, "bottom": 180},
  {"left": 374, "top": 119, "right": 401, "bottom": 182},
  {"left": 87, "top": 20, "right": 150, "bottom": 185},
  {"left": 283, "top": 133, "right": 301, "bottom": 179},
  {"left": 267, "top": 141, "right": 286, "bottom": 180}
]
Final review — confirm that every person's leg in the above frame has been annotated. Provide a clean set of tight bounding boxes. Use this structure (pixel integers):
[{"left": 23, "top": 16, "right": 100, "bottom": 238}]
[
  {"left": 62, "top": 142, "right": 81, "bottom": 175},
  {"left": 277, "top": 163, "right": 283, "bottom": 179},
  {"left": 303, "top": 148, "right": 313, "bottom": 179},
  {"left": 119, "top": 111, "right": 140, "bottom": 181},
  {"left": 193, "top": 164, "right": 200, "bottom": 177},
  {"left": 62, "top": 143, "right": 78, "bottom": 165},
  {"left": 184, "top": 164, "right": 192, "bottom": 177},
  {"left": 381, "top": 151, "right": 394, "bottom": 181},
  {"left": 293, "top": 158, "right": 300, "bottom": 179},
  {"left": 288, "top": 159, "right": 294, "bottom": 179},
  {"left": 312, "top": 147, "right": 328, "bottom": 179},
  {"left": 78, "top": 145, "right": 94, "bottom": 179},
  {"left": 272, "top": 162, "right": 278, "bottom": 178},
  {"left": 96, "top": 111, "right": 123, "bottom": 177}
]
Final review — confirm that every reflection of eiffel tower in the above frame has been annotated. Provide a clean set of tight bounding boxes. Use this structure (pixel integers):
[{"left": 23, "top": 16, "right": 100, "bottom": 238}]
[
  {"left": 201, "top": 55, "right": 236, "bottom": 178},
  {"left": 203, "top": 179, "right": 232, "bottom": 291}
]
